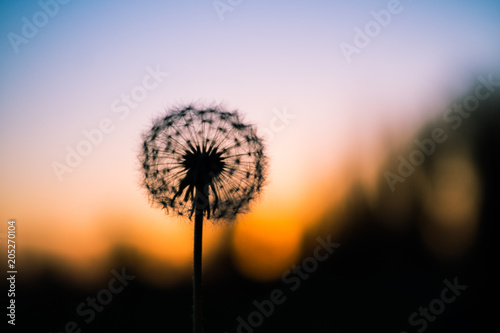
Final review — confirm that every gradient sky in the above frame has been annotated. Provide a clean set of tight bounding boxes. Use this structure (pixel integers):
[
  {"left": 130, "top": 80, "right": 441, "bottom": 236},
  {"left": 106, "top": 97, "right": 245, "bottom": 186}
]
[{"left": 1, "top": 0, "right": 500, "bottom": 284}]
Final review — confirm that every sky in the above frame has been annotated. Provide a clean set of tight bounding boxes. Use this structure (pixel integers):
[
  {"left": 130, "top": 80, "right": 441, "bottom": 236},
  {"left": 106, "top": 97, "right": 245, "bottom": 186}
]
[{"left": 1, "top": 0, "right": 500, "bottom": 285}]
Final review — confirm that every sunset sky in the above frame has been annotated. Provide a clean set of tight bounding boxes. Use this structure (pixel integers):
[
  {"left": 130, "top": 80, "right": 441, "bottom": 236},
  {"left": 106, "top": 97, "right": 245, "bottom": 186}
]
[{"left": 1, "top": 0, "right": 499, "bottom": 285}]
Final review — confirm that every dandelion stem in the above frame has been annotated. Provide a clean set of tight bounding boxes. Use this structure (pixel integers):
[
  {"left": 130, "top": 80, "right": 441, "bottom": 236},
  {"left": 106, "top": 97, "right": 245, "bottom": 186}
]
[
  {"left": 140, "top": 105, "right": 267, "bottom": 333},
  {"left": 193, "top": 205, "right": 203, "bottom": 333}
]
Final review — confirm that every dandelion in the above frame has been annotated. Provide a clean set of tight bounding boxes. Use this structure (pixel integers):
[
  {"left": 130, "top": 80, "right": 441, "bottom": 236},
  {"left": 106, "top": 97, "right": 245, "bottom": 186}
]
[{"left": 139, "top": 104, "right": 267, "bottom": 332}]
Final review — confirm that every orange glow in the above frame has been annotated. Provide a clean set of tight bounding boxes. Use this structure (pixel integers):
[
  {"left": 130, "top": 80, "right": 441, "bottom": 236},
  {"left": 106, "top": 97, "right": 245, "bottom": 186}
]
[
  {"left": 6, "top": 186, "right": 227, "bottom": 286},
  {"left": 232, "top": 213, "right": 303, "bottom": 281},
  {"left": 420, "top": 153, "right": 481, "bottom": 259},
  {"left": 228, "top": 148, "right": 355, "bottom": 281}
]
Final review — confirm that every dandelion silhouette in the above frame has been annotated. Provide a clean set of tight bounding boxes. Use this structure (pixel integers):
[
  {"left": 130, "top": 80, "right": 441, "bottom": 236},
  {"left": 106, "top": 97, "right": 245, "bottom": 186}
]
[{"left": 139, "top": 104, "right": 267, "bottom": 332}]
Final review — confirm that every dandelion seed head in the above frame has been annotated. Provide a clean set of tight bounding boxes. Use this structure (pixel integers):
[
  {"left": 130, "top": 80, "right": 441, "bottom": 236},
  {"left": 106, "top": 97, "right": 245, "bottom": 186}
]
[{"left": 139, "top": 104, "right": 267, "bottom": 222}]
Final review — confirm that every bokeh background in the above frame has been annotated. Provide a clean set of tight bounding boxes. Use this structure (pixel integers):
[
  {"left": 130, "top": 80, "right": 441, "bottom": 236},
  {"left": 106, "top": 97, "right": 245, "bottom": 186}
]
[{"left": 1, "top": 0, "right": 499, "bottom": 332}]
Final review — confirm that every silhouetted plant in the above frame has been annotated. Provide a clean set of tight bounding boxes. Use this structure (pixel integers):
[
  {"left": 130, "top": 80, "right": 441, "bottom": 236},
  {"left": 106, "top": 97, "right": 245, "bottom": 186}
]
[{"left": 139, "top": 104, "right": 267, "bottom": 333}]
